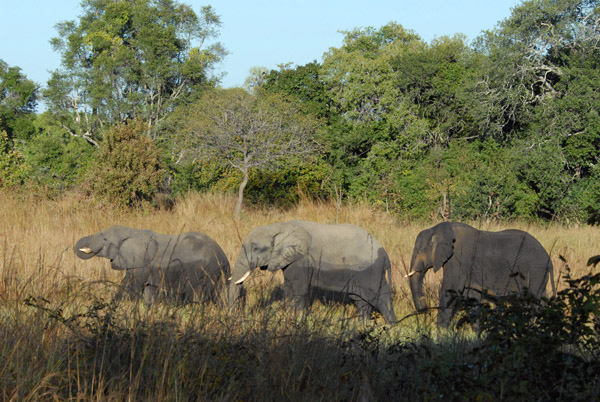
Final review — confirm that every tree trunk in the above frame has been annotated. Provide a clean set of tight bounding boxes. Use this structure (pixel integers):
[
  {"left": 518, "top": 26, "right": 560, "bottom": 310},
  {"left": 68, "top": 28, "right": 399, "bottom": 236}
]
[{"left": 235, "top": 168, "right": 249, "bottom": 219}]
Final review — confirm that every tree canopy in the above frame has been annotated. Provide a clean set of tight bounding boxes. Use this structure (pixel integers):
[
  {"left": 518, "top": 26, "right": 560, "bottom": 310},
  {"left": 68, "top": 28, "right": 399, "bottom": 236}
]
[
  {"left": 174, "top": 88, "right": 320, "bottom": 217},
  {"left": 2, "top": 0, "right": 600, "bottom": 222},
  {"left": 43, "top": 0, "right": 226, "bottom": 144}
]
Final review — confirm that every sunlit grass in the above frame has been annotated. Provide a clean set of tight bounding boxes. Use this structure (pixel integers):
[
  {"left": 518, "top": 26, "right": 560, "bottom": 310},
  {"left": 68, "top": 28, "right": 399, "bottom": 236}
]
[{"left": 1, "top": 189, "right": 598, "bottom": 400}]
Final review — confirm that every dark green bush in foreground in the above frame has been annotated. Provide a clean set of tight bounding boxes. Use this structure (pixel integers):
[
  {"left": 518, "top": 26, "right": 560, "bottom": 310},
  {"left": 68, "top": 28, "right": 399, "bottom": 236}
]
[{"left": 445, "top": 263, "right": 600, "bottom": 401}]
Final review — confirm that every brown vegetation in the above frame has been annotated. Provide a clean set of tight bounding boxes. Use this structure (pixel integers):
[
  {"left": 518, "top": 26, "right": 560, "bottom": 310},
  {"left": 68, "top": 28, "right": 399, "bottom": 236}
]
[
  {"left": 1, "top": 190, "right": 598, "bottom": 400},
  {"left": 1, "top": 190, "right": 595, "bottom": 308}
]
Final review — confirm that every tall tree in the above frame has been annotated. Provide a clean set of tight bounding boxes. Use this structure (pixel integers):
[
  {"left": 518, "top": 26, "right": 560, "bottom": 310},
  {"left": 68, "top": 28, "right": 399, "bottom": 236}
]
[
  {"left": 243, "top": 66, "right": 269, "bottom": 94},
  {"left": 263, "top": 61, "right": 330, "bottom": 119},
  {"left": 470, "top": 0, "right": 600, "bottom": 141},
  {"left": 176, "top": 88, "right": 319, "bottom": 218},
  {"left": 44, "top": 0, "right": 226, "bottom": 145},
  {"left": 0, "top": 60, "right": 38, "bottom": 140},
  {"left": 472, "top": 0, "right": 600, "bottom": 218}
]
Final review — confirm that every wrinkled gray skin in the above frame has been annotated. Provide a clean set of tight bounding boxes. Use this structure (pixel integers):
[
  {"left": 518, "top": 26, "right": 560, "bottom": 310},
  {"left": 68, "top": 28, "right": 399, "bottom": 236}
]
[
  {"left": 74, "top": 225, "right": 230, "bottom": 305},
  {"left": 408, "top": 222, "right": 555, "bottom": 327},
  {"left": 228, "top": 220, "right": 397, "bottom": 324}
]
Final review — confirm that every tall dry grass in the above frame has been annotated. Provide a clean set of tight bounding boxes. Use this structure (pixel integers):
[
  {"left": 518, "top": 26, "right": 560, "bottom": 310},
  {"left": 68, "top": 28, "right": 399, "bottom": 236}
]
[
  {"left": 1, "top": 189, "right": 598, "bottom": 400},
  {"left": 1, "top": 189, "right": 596, "bottom": 313}
]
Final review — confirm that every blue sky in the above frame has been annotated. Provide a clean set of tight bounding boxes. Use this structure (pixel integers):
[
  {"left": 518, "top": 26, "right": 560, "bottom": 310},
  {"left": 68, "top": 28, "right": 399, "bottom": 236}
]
[{"left": 0, "top": 0, "right": 522, "bottom": 92}]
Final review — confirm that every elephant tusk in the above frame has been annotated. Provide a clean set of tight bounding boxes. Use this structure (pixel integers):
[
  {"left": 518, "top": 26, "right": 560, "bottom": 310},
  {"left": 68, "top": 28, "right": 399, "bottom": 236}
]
[
  {"left": 228, "top": 276, "right": 232, "bottom": 281},
  {"left": 404, "top": 271, "right": 417, "bottom": 278},
  {"left": 79, "top": 247, "right": 94, "bottom": 254},
  {"left": 234, "top": 271, "right": 251, "bottom": 285}
]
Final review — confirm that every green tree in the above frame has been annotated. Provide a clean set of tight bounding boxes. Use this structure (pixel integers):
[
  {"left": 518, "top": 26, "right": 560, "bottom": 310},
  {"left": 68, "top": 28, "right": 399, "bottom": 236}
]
[
  {"left": 319, "top": 23, "right": 435, "bottom": 200},
  {"left": 0, "top": 129, "right": 29, "bottom": 187},
  {"left": 22, "top": 111, "right": 96, "bottom": 190},
  {"left": 44, "top": 0, "right": 226, "bottom": 145},
  {"left": 243, "top": 66, "right": 269, "bottom": 94},
  {"left": 469, "top": 0, "right": 600, "bottom": 220},
  {"left": 175, "top": 88, "right": 320, "bottom": 218},
  {"left": 322, "top": 23, "right": 421, "bottom": 126},
  {"left": 0, "top": 60, "right": 37, "bottom": 141},
  {"left": 391, "top": 34, "right": 477, "bottom": 141},
  {"left": 263, "top": 61, "right": 330, "bottom": 119},
  {"left": 90, "top": 119, "right": 164, "bottom": 208}
]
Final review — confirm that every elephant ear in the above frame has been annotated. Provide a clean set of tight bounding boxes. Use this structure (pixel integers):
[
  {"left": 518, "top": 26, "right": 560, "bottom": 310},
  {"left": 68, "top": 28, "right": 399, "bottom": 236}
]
[
  {"left": 268, "top": 222, "right": 311, "bottom": 271},
  {"left": 111, "top": 232, "right": 158, "bottom": 270},
  {"left": 432, "top": 222, "right": 454, "bottom": 272}
]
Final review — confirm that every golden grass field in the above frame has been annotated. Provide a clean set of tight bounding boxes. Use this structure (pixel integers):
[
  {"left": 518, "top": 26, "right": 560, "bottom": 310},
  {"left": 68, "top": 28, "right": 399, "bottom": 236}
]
[
  {"left": 1, "top": 189, "right": 599, "bottom": 401},
  {"left": 1, "top": 189, "right": 598, "bottom": 319}
]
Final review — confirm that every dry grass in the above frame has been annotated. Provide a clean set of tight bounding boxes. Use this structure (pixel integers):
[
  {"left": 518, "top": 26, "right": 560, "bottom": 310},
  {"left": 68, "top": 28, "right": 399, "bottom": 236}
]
[
  {"left": 1, "top": 189, "right": 599, "bottom": 401},
  {"left": 1, "top": 190, "right": 596, "bottom": 315}
]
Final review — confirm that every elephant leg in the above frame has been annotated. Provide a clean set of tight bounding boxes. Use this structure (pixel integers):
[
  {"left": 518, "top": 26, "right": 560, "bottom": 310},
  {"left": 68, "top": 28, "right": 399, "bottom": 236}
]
[
  {"left": 351, "top": 297, "right": 373, "bottom": 321},
  {"left": 172, "top": 277, "right": 193, "bottom": 304},
  {"left": 283, "top": 283, "right": 310, "bottom": 309},
  {"left": 352, "top": 279, "right": 397, "bottom": 324},
  {"left": 437, "top": 287, "right": 455, "bottom": 328},
  {"left": 143, "top": 283, "right": 158, "bottom": 306},
  {"left": 375, "top": 296, "right": 397, "bottom": 325},
  {"left": 372, "top": 282, "right": 397, "bottom": 324},
  {"left": 283, "top": 267, "right": 311, "bottom": 310},
  {"left": 113, "top": 271, "right": 138, "bottom": 302}
]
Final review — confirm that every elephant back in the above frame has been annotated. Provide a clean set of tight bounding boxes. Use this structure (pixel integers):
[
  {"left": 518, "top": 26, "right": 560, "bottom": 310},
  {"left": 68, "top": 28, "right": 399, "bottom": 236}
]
[{"left": 293, "top": 221, "right": 387, "bottom": 272}]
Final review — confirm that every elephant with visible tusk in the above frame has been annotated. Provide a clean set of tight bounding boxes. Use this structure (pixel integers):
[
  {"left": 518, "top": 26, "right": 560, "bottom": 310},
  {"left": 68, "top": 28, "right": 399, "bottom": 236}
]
[
  {"left": 74, "top": 225, "right": 230, "bottom": 305},
  {"left": 407, "top": 222, "right": 555, "bottom": 328},
  {"left": 228, "top": 220, "right": 397, "bottom": 324}
]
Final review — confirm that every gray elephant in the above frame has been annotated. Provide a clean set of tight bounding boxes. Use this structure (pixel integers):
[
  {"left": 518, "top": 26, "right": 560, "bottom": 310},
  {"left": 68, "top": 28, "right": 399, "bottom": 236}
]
[
  {"left": 407, "top": 222, "right": 555, "bottom": 327},
  {"left": 228, "top": 220, "right": 397, "bottom": 324},
  {"left": 74, "top": 225, "right": 230, "bottom": 305}
]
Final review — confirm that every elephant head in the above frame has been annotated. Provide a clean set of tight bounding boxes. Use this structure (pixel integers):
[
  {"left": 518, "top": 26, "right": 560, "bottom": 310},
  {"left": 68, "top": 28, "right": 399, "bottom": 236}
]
[
  {"left": 228, "top": 222, "right": 311, "bottom": 307},
  {"left": 408, "top": 222, "right": 454, "bottom": 312},
  {"left": 74, "top": 225, "right": 158, "bottom": 270}
]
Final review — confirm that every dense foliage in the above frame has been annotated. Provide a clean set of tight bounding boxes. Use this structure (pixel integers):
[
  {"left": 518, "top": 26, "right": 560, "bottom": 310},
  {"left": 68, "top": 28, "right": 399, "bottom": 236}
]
[
  {"left": 0, "top": 0, "right": 599, "bottom": 222},
  {"left": 43, "top": 0, "right": 225, "bottom": 144},
  {"left": 90, "top": 119, "right": 165, "bottom": 208}
]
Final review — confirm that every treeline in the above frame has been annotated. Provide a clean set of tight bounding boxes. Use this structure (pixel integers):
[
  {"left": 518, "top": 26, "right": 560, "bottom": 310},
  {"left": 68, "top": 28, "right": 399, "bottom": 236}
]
[{"left": 1, "top": 0, "right": 599, "bottom": 223}]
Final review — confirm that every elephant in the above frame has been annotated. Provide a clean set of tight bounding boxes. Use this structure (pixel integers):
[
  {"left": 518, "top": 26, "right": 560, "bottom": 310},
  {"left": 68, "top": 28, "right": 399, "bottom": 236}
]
[
  {"left": 74, "top": 225, "right": 230, "bottom": 305},
  {"left": 228, "top": 220, "right": 397, "bottom": 324},
  {"left": 407, "top": 222, "right": 555, "bottom": 327}
]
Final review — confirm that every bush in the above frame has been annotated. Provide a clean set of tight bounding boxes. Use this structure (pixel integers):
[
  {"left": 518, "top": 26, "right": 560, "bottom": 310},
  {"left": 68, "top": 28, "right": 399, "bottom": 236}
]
[
  {"left": 450, "top": 261, "right": 600, "bottom": 401},
  {"left": 90, "top": 120, "right": 165, "bottom": 208},
  {"left": 169, "top": 155, "right": 330, "bottom": 207},
  {"left": 564, "top": 164, "right": 600, "bottom": 224},
  {"left": 0, "top": 129, "right": 29, "bottom": 187},
  {"left": 23, "top": 132, "right": 95, "bottom": 190},
  {"left": 243, "top": 155, "right": 330, "bottom": 207}
]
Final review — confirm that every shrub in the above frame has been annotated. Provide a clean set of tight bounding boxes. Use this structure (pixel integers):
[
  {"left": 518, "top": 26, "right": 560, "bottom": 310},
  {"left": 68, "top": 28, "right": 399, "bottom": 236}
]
[
  {"left": 90, "top": 120, "right": 165, "bottom": 208},
  {"left": 23, "top": 132, "right": 95, "bottom": 190},
  {"left": 451, "top": 261, "right": 600, "bottom": 400},
  {"left": 0, "top": 129, "right": 29, "bottom": 187}
]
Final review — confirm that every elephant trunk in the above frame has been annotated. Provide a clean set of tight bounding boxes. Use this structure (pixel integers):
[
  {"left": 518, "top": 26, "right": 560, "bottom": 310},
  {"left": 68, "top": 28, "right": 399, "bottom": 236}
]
[
  {"left": 409, "top": 271, "right": 428, "bottom": 312},
  {"left": 228, "top": 252, "right": 251, "bottom": 308},
  {"left": 74, "top": 235, "right": 97, "bottom": 260},
  {"left": 408, "top": 252, "right": 428, "bottom": 312}
]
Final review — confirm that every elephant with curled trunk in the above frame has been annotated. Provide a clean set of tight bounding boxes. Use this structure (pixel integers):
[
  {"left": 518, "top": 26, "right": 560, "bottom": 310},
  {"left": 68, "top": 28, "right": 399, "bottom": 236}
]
[
  {"left": 408, "top": 222, "right": 555, "bottom": 328},
  {"left": 74, "top": 225, "right": 230, "bottom": 305},
  {"left": 228, "top": 220, "right": 397, "bottom": 324}
]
